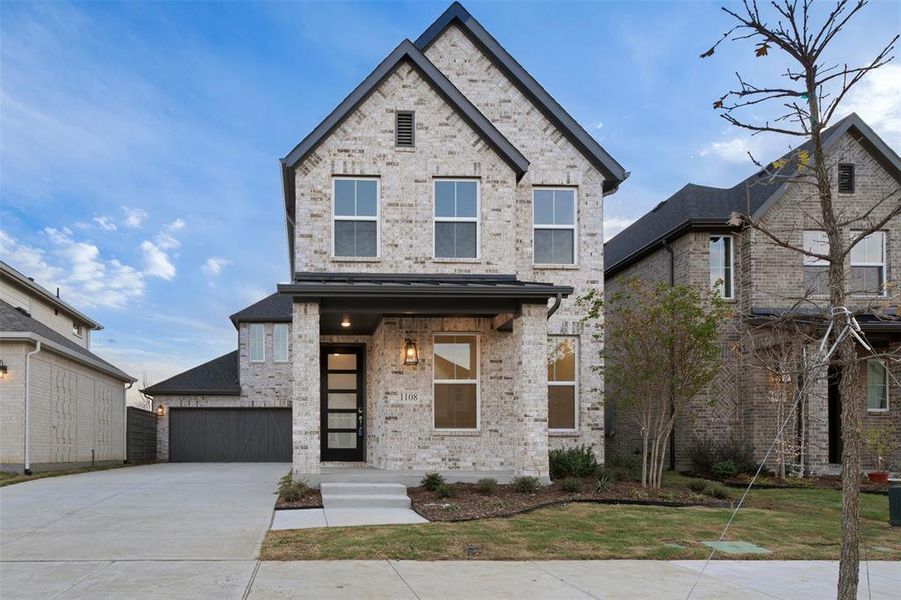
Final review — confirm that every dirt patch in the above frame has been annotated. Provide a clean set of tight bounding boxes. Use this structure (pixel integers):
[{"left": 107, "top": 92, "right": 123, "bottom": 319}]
[
  {"left": 275, "top": 490, "right": 323, "bottom": 510},
  {"left": 409, "top": 479, "right": 727, "bottom": 522}
]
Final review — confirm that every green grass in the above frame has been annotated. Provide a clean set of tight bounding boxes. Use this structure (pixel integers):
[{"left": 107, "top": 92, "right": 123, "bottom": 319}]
[
  {"left": 261, "top": 483, "right": 900, "bottom": 561},
  {"left": 0, "top": 463, "right": 135, "bottom": 488}
]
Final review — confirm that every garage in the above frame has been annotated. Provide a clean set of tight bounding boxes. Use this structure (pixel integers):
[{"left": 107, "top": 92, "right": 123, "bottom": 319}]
[{"left": 168, "top": 408, "right": 291, "bottom": 462}]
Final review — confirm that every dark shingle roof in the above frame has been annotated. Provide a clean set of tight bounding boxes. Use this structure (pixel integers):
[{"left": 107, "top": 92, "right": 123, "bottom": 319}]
[
  {"left": 141, "top": 351, "right": 240, "bottom": 396},
  {"left": 229, "top": 292, "right": 292, "bottom": 327},
  {"left": 0, "top": 300, "right": 132, "bottom": 381},
  {"left": 604, "top": 113, "right": 901, "bottom": 277}
]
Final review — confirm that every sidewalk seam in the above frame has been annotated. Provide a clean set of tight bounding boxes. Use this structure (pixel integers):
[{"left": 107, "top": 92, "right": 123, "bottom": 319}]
[
  {"left": 47, "top": 560, "right": 113, "bottom": 600},
  {"left": 528, "top": 561, "right": 601, "bottom": 600},
  {"left": 388, "top": 560, "right": 422, "bottom": 600}
]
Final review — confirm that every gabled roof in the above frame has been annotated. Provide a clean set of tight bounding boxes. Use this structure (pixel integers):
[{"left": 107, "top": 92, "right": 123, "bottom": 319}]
[
  {"left": 1, "top": 260, "right": 102, "bottom": 330},
  {"left": 0, "top": 300, "right": 132, "bottom": 382},
  {"left": 604, "top": 113, "right": 901, "bottom": 277},
  {"left": 141, "top": 351, "right": 240, "bottom": 396},
  {"left": 229, "top": 292, "right": 292, "bottom": 327},
  {"left": 415, "top": 2, "right": 629, "bottom": 193}
]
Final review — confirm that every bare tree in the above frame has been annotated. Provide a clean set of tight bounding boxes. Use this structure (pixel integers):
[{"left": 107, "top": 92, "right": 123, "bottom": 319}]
[{"left": 701, "top": 1, "right": 899, "bottom": 596}]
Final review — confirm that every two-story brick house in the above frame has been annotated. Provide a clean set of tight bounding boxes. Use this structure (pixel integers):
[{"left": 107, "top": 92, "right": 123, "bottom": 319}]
[
  {"left": 604, "top": 113, "right": 900, "bottom": 474},
  {"left": 143, "top": 3, "right": 628, "bottom": 484}
]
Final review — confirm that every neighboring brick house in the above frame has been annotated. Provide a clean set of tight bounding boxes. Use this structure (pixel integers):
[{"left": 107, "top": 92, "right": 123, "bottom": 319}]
[
  {"left": 604, "top": 113, "right": 900, "bottom": 475},
  {"left": 0, "top": 260, "right": 134, "bottom": 473},
  {"left": 142, "top": 3, "right": 628, "bottom": 484}
]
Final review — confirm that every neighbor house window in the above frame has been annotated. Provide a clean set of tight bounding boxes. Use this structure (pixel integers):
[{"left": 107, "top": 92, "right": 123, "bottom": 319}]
[
  {"left": 433, "top": 334, "right": 479, "bottom": 430},
  {"left": 333, "top": 178, "right": 378, "bottom": 257},
  {"left": 838, "top": 163, "right": 855, "bottom": 194},
  {"left": 395, "top": 110, "right": 414, "bottom": 147},
  {"left": 273, "top": 324, "right": 289, "bottom": 363},
  {"left": 434, "top": 180, "right": 478, "bottom": 259},
  {"left": 72, "top": 322, "right": 83, "bottom": 337},
  {"left": 867, "top": 359, "right": 888, "bottom": 411},
  {"left": 849, "top": 231, "right": 885, "bottom": 296},
  {"left": 548, "top": 337, "right": 577, "bottom": 431},
  {"left": 709, "top": 236, "right": 734, "bottom": 298},
  {"left": 533, "top": 188, "right": 576, "bottom": 264},
  {"left": 249, "top": 324, "right": 265, "bottom": 363},
  {"left": 803, "top": 230, "right": 830, "bottom": 296}
]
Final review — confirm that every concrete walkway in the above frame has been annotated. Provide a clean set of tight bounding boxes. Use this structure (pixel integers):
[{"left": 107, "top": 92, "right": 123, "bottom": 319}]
[{"left": 271, "top": 482, "right": 426, "bottom": 530}]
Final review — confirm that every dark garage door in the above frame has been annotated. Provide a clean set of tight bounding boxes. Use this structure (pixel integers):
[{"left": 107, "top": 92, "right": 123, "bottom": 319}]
[{"left": 169, "top": 408, "right": 291, "bottom": 462}]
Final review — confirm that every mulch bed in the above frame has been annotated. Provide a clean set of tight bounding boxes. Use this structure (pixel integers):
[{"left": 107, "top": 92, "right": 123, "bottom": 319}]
[
  {"left": 275, "top": 490, "right": 323, "bottom": 510},
  {"left": 409, "top": 479, "right": 728, "bottom": 522}
]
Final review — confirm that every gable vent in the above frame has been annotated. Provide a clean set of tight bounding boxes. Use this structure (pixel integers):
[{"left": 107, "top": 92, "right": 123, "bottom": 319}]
[
  {"left": 395, "top": 110, "right": 415, "bottom": 147},
  {"left": 838, "top": 163, "right": 854, "bottom": 194}
]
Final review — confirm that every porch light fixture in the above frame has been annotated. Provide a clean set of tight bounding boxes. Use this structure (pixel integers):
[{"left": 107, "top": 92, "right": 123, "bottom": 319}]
[
  {"left": 0, "top": 360, "right": 7, "bottom": 379},
  {"left": 403, "top": 339, "right": 419, "bottom": 366},
  {"left": 341, "top": 317, "right": 351, "bottom": 328},
  {"left": 156, "top": 403, "right": 165, "bottom": 416}
]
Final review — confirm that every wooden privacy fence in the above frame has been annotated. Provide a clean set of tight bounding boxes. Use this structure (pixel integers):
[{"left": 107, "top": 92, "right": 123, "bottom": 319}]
[{"left": 127, "top": 407, "right": 157, "bottom": 463}]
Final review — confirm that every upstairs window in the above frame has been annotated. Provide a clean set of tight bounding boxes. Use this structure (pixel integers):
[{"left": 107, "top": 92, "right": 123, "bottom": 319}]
[
  {"left": 803, "top": 230, "right": 830, "bottom": 296},
  {"left": 866, "top": 360, "right": 888, "bottom": 411},
  {"left": 548, "top": 338, "right": 578, "bottom": 431},
  {"left": 533, "top": 189, "right": 576, "bottom": 265},
  {"left": 838, "top": 163, "right": 855, "bottom": 194},
  {"left": 434, "top": 180, "right": 478, "bottom": 259},
  {"left": 850, "top": 231, "right": 885, "bottom": 295},
  {"left": 709, "top": 236, "right": 734, "bottom": 299},
  {"left": 395, "top": 110, "right": 414, "bottom": 147},
  {"left": 72, "top": 322, "right": 84, "bottom": 338},
  {"left": 333, "top": 178, "right": 379, "bottom": 257},
  {"left": 249, "top": 324, "right": 265, "bottom": 363},
  {"left": 273, "top": 324, "right": 289, "bottom": 363}
]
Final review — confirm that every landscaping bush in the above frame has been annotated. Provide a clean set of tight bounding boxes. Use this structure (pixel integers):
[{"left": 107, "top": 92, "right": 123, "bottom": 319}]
[
  {"left": 718, "top": 434, "right": 756, "bottom": 474},
  {"left": 549, "top": 445, "right": 599, "bottom": 480},
  {"left": 687, "top": 480, "right": 708, "bottom": 493},
  {"left": 560, "top": 477, "right": 583, "bottom": 493},
  {"left": 712, "top": 460, "right": 738, "bottom": 479},
  {"left": 594, "top": 475, "right": 611, "bottom": 494},
  {"left": 475, "top": 478, "right": 498, "bottom": 495},
  {"left": 604, "top": 454, "right": 641, "bottom": 482},
  {"left": 688, "top": 435, "right": 756, "bottom": 476},
  {"left": 435, "top": 483, "right": 457, "bottom": 499},
  {"left": 687, "top": 437, "right": 719, "bottom": 474},
  {"left": 421, "top": 472, "right": 446, "bottom": 491},
  {"left": 278, "top": 472, "right": 309, "bottom": 502},
  {"left": 703, "top": 482, "right": 731, "bottom": 500},
  {"left": 511, "top": 476, "right": 541, "bottom": 493}
]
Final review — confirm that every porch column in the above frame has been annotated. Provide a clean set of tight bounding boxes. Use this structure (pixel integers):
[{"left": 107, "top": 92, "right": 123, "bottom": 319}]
[
  {"left": 513, "top": 302, "right": 550, "bottom": 481},
  {"left": 292, "top": 301, "right": 320, "bottom": 482}
]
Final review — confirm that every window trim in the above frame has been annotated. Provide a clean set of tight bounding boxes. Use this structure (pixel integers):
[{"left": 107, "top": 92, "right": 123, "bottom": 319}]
[
  {"left": 866, "top": 359, "right": 889, "bottom": 413},
  {"left": 849, "top": 230, "right": 887, "bottom": 297},
  {"left": 331, "top": 176, "right": 380, "bottom": 259},
  {"left": 532, "top": 187, "right": 578, "bottom": 266},
  {"left": 273, "top": 323, "right": 290, "bottom": 363},
  {"left": 709, "top": 234, "right": 735, "bottom": 300},
  {"left": 432, "top": 332, "right": 481, "bottom": 432},
  {"left": 548, "top": 336, "right": 579, "bottom": 433},
  {"left": 432, "top": 178, "right": 480, "bottom": 261},
  {"left": 838, "top": 163, "right": 855, "bottom": 194},
  {"left": 802, "top": 230, "right": 830, "bottom": 297},
  {"left": 249, "top": 323, "right": 265, "bottom": 363}
]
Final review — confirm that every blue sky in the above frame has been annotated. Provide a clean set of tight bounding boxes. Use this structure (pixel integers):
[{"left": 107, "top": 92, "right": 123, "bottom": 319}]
[{"left": 2, "top": 0, "right": 898, "bottom": 399}]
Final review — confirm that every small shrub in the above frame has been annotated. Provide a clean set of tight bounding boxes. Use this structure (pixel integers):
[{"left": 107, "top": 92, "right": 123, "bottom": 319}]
[
  {"left": 703, "top": 482, "right": 731, "bottom": 500},
  {"left": 278, "top": 474, "right": 309, "bottom": 502},
  {"left": 687, "top": 480, "right": 708, "bottom": 493},
  {"left": 718, "top": 435, "right": 756, "bottom": 475},
  {"left": 443, "top": 503, "right": 461, "bottom": 513},
  {"left": 511, "top": 475, "right": 541, "bottom": 493},
  {"left": 560, "top": 477, "right": 583, "bottom": 493},
  {"left": 688, "top": 435, "right": 756, "bottom": 475},
  {"left": 549, "top": 445, "right": 599, "bottom": 480},
  {"left": 712, "top": 460, "right": 738, "bottom": 479},
  {"left": 594, "top": 474, "right": 611, "bottom": 494},
  {"left": 628, "top": 487, "right": 649, "bottom": 500},
  {"left": 435, "top": 483, "right": 456, "bottom": 498},
  {"left": 605, "top": 454, "right": 641, "bottom": 482},
  {"left": 421, "top": 472, "right": 445, "bottom": 491},
  {"left": 475, "top": 477, "right": 498, "bottom": 495}
]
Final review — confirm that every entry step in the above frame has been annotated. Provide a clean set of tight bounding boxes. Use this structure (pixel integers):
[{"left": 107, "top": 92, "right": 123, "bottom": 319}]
[
  {"left": 320, "top": 482, "right": 408, "bottom": 496},
  {"left": 322, "top": 494, "right": 412, "bottom": 509}
]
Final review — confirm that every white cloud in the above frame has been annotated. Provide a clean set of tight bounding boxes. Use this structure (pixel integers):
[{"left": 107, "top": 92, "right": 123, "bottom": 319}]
[
  {"left": 93, "top": 215, "right": 117, "bottom": 231},
  {"left": 140, "top": 240, "right": 176, "bottom": 280},
  {"left": 0, "top": 228, "right": 144, "bottom": 309},
  {"left": 122, "top": 207, "right": 147, "bottom": 229},
  {"left": 700, "top": 138, "right": 752, "bottom": 164},
  {"left": 154, "top": 218, "right": 185, "bottom": 251},
  {"left": 604, "top": 216, "right": 636, "bottom": 241},
  {"left": 839, "top": 63, "right": 901, "bottom": 148},
  {"left": 202, "top": 256, "right": 230, "bottom": 277}
]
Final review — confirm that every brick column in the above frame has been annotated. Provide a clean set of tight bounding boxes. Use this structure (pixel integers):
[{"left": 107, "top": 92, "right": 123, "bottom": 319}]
[
  {"left": 513, "top": 302, "right": 550, "bottom": 481},
  {"left": 292, "top": 301, "right": 320, "bottom": 484}
]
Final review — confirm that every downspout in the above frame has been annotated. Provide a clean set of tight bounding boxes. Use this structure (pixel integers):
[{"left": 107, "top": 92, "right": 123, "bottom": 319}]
[
  {"left": 547, "top": 293, "right": 563, "bottom": 319},
  {"left": 123, "top": 382, "right": 134, "bottom": 463},
  {"left": 663, "top": 241, "right": 677, "bottom": 472},
  {"left": 24, "top": 340, "right": 42, "bottom": 475}
]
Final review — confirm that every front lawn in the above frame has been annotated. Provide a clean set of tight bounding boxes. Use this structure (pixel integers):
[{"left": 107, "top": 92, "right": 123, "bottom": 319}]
[{"left": 261, "top": 483, "right": 900, "bottom": 561}]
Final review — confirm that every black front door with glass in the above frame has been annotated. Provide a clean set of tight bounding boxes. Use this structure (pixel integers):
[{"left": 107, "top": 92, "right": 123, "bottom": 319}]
[{"left": 320, "top": 347, "right": 365, "bottom": 461}]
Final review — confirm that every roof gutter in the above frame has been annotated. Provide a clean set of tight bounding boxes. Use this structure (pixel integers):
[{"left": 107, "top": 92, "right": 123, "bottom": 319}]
[
  {"left": 0, "top": 332, "right": 136, "bottom": 383},
  {"left": 23, "top": 340, "right": 41, "bottom": 475}
]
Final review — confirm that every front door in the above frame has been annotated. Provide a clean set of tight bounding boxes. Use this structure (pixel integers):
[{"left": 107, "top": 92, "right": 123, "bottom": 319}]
[{"left": 320, "top": 346, "right": 365, "bottom": 461}]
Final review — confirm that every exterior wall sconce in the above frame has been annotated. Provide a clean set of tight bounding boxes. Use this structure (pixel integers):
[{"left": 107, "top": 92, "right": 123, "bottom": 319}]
[
  {"left": 0, "top": 360, "right": 7, "bottom": 379},
  {"left": 403, "top": 339, "right": 419, "bottom": 366},
  {"left": 156, "top": 403, "right": 165, "bottom": 416},
  {"left": 341, "top": 317, "right": 351, "bottom": 328}
]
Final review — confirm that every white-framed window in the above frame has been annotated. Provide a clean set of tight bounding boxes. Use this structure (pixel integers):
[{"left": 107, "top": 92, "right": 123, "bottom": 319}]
[
  {"left": 866, "top": 359, "right": 888, "bottom": 412},
  {"left": 249, "top": 323, "right": 265, "bottom": 363},
  {"left": 333, "top": 177, "right": 379, "bottom": 258},
  {"left": 802, "top": 230, "right": 830, "bottom": 296},
  {"left": 433, "top": 333, "right": 479, "bottom": 430},
  {"left": 533, "top": 188, "right": 576, "bottom": 265},
  {"left": 849, "top": 231, "right": 886, "bottom": 296},
  {"left": 548, "top": 337, "right": 578, "bottom": 432},
  {"left": 434, "top": 179, "right": 479, "bottom": 259},
  {"left": 273, "top": 324, "right": 289, "bottom": 363},
  {"left": 72, "top": 322, "right": 83, "bottom": 338},
  {"left": 709, "top": 235, "right": 734, "bottom": 299}
]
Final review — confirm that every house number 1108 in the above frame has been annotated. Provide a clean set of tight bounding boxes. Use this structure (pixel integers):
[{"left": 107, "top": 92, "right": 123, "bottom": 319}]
[{"left": 400, "top": 392, "right": 419, "bottom": 402}]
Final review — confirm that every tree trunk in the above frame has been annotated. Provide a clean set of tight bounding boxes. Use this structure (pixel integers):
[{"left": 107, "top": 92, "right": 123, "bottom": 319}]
[{"left": 837, "top": 337, "right": 863, "bottom": 598}]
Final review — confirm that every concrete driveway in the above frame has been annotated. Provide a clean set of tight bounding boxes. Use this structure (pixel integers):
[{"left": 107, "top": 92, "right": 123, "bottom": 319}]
[{"left": 0, "top": 463, "right": 286, "bottom": 599}]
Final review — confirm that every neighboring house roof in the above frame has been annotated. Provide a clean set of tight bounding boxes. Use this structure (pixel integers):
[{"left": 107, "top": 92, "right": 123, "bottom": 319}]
[
  {"left": 749, "top": 307, "right": 901, "bottom": 334},
  {"left": 141, "top": 351, "right": 241, "bottom": 396},
  {"left": 604, "top": 113, "right": 901, "bottom": 277},
  {"left": 415, "top": 2, "right": 629, "bottom": 194},
  {"left": 0, "top": 300, "right": 133, "bottom": 382},
  {"left": 229, "top": 292, "right": 292, "bottom": 327},
  {"left": 0, "top": 260, "right": 103, "bottom": 330}
]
